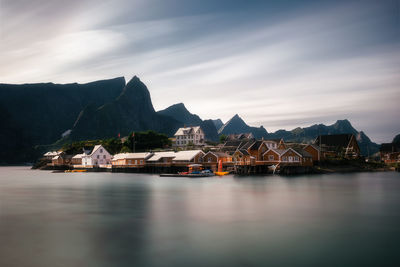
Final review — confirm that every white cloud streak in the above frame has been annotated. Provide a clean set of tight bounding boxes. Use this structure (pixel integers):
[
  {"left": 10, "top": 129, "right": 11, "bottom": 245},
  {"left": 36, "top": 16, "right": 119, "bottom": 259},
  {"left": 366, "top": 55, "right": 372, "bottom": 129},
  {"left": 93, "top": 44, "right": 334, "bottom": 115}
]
[{"left": 0, "top": 0, "right": 399, "bottom": 143}]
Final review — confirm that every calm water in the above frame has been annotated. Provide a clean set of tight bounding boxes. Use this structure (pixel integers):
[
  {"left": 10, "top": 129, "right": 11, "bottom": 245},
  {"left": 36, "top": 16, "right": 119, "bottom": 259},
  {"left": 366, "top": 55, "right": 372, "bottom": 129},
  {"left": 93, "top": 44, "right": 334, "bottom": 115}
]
[{"left": 0, "top": 167, "right": 399, "bottom": 267}]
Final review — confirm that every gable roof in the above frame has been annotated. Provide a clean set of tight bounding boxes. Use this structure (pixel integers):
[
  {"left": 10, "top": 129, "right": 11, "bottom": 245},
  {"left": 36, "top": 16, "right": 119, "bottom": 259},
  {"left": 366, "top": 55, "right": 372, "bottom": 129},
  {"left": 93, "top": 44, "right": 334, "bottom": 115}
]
[
  {"left": 236, "top": 149, "right": 250, "bottom": 156},
  {"left": 72, "top": 153, "right": 85, "bottom": 159},
  {"left": 173, "top": 150, "right": 204, "bottom": 161},
  {"left": 304, "top": 144, "right": 320, "bottom": 151},
  {"left": 89, "top": 145, "right": 110, "bottom": 156},
  {"left": 112, "top": 152, "right": 153, "bottom": 161},
  {"left": 291, "top": 147, "right": 312, "bottom": 158},
  {"left": 239, "top": 139, "right": 256, "bottom": 150},
  {"left": 205, "top": 151, "right": 230, "bottom": 158},
  {"left": 146, "top": 151, "right": 176, "bottom": 161},
  {"left": 174, "top": 126, "right": 202, "bottom": 136},
  {"left": 263, "top": 148, "right": 283, "bottom": 157},
  {"left": 263, "top": 148, "right": 287, "bottom": 156},
  {"left": 248, "top": 140, "right": 263, "bottom": 150}
]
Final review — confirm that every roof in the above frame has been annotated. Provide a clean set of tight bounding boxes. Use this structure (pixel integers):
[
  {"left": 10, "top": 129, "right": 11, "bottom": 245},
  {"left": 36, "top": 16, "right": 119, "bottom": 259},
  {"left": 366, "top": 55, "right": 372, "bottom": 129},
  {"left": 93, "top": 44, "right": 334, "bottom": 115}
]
[
  {"left": 44, "top": 151, "right": 61, "bottom": 157},
  {"left": 263, "top": 139, "right": 281, "bottom": 143},
  {"left": 236, "top": 149, "right": 250, "bottom": 156},
  {"left": 226, "top": 133, "right": 254, "bottom": 141},
  {"left": 112, "top": 152, "right": 153, "bottom": 161},
  {"left": 174, "top": 126, "right": 202, "bottom": 136},
  {"left": 304, "top": 144, "right": 320, "bottom": 151},
  {"left": 147, "top": 151, "right": 176, "bottom": 161},
  {"left": 72, "top": 153, "right": 85, "bottom": 159},
  {"left": 90, "top": 145, "right": 102, "bottom": 156},
  {"left": 239, "top": 139, "right": 256, "bottom": 150},
  {"left": 173, "top": 150, "right": 204, "bottom": 161},
  {"left": 248, "top": 140, "right": 263, "bottom": 150},
  {"left": 380, "top": 143, "right": 400, "bottom": 153},
  {"left": 205, "top": 151, "right": 230, "bottom": 158},
  {"left": 263, "top": 149, "right": 287, "bottom": 156},
  {"left": 291, "top": 147, "right": 312, "bottom": 158},
  {"left": 314, "top": 134, "right": 355, "bottom": 148}
]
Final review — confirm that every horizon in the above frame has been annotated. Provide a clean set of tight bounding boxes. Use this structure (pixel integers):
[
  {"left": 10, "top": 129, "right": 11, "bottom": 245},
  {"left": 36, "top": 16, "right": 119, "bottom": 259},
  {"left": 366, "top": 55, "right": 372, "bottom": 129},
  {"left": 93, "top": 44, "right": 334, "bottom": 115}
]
[{"left": 1, "top": 0, "right": 399, "bottom": 143}]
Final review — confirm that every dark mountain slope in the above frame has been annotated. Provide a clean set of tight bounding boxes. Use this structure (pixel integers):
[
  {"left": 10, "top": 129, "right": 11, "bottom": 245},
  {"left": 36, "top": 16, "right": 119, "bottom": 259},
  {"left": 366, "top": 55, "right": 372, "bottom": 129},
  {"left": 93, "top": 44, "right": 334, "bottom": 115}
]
[
  {"left": 218, "top": 114, "right": 268, "bottom": 139},
  {"left": 0, "top": 77, "right": 125, "bottom": 163},
  {"left": 70, "top": 76, "right": 180, "bottom": 140},
  {"left": 158, "top": 103, "right": 202, "bottom": 126},
  {"left": 267, "top": 119, "right": 379, "bottom": 156},
  {"left": 157, "top": 103, "right": 219, "bottom": 141},
  {"left": 212, "top": 119, "right": 224, "bottom": 131}
]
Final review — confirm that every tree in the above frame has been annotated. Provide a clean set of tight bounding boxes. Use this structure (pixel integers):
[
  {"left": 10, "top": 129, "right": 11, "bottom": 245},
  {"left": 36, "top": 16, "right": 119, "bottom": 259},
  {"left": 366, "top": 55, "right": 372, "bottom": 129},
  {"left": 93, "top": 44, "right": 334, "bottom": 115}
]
[{"left": 219, "top": 134, "right": 227, "bottom": 143}]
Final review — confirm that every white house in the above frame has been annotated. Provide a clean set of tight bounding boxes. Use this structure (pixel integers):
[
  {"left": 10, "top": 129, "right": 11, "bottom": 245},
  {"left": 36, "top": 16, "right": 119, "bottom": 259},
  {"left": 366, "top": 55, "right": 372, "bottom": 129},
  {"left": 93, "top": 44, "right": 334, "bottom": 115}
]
[
  {"left": 174, "top": 126, "right": 205, "bottom": 146},
  {"left": 82, "top": 145, "right": 112, "bottom": 167}
]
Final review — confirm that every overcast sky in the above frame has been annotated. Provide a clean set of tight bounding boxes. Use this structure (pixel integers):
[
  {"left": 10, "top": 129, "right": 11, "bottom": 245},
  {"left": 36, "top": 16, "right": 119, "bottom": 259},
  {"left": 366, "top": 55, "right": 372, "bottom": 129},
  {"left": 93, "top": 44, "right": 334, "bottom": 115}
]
[{"left": 1, "top": 0, "right": 399, "bottom": 143}]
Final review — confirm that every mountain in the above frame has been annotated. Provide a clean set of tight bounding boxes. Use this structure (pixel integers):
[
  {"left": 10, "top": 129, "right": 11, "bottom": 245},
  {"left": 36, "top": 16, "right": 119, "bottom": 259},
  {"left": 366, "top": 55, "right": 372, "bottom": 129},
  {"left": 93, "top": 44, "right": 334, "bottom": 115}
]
[
  {"left": 157, "top": 103, "right": 219, "bottom": 141},
  {"left": 70, "top": 76, "right": 180, "bottom": 140},
  {"left": 218, "top": 114, "right": 268, "bottom": 139},
  {"left": 392, "top": 134, "right": 400, "bottom": 144},
  {"left": 0, "top": 77, "right": 126, "bottom": 163},
  {"left": 158, "top": 103, "right": 202, "bottom": 126},
  {"left": 212, "top": 119, "right": 224, "bottom": 131},
  {"left": 267, "top": 119, "right": 379, "bottom": 156}
]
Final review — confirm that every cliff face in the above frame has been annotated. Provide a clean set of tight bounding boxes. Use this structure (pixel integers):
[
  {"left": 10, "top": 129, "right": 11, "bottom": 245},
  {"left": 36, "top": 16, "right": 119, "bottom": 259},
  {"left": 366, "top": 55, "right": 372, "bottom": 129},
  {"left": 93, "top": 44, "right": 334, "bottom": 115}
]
[
  {"left": 70, "top": 76, "right": 181, "bottom": 141},
  {"left": 0, "top": 77, "right": 126, "bottom": 163},
  {"left": 157, "top": 103, "right": 219, "bottom": 141}
]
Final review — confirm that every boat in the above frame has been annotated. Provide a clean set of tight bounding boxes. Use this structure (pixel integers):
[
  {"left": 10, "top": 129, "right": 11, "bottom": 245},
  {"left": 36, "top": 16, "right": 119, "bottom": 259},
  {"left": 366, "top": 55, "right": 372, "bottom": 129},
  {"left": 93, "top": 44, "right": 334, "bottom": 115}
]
[
  {"left": 65, "top": 169, "right": 87, "bottom": 173},
  {"left": 160, "top": 164, "right": 214, "bottom": 178},
  {"left": 214, "top": 160, "right": 229, "bottom": 176}
]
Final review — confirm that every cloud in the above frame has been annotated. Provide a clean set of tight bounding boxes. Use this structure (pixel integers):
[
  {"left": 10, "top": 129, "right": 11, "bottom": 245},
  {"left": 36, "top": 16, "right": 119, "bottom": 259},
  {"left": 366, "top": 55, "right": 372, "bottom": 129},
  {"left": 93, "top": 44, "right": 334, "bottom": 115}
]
[{"left": 0, "top": 0, "right": 399, "bottom": 142}]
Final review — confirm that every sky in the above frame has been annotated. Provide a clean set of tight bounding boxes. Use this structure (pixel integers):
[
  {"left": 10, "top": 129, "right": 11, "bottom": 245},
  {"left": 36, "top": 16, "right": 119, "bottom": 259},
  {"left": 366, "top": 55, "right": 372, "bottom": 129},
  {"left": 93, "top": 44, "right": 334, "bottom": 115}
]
[{"left": 0, "top": 0, "right": 399, "bottom": 143}]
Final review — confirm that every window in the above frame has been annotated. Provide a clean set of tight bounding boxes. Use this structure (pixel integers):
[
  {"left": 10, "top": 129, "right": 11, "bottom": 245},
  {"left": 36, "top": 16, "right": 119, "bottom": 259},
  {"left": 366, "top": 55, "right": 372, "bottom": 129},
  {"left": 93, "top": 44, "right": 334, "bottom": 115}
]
[
  {"left": 289, "top": 156, "right": 293, "bottom": 162},
  {"left": 103, "top": 155, "right": 106, "bottom": 159},
  {"left": 269, "top": 155, "right": 274, "bottom": 161},
  {"left": 208, "top": 157, "right": 212, "bottom": 162},
  {"left": 294, "top": 156, "right": 299, "bottom": 161},
  {"left": 282, "top": 156, "right": 287, "bottom": 161},
  {"left": 135, "top": 160, "right": 137, "bottom": 164},
  {"left": 100, "top": 149, "right": 103, "bottom": 153},
  {"left": 97, "top": 155, "right": 100, "bottom": 159},
  {"left": 140, "top": 160, "right": 143, "bottom": 164}
]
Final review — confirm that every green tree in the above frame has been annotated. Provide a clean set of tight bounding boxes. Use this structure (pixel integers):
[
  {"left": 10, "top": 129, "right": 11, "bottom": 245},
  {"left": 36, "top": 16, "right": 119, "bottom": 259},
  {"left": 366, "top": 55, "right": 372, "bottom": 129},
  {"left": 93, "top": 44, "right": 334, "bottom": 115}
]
[{"left": 219, "top": 134, "right": 227, "bottom": 143}]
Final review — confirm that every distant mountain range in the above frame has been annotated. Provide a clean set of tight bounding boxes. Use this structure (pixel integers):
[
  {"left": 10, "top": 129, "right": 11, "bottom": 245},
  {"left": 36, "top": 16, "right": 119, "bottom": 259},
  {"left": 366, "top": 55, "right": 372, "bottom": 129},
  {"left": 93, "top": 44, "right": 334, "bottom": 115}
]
[
  {"left": 157, "top": 103, "right": 219, "bottom": 142},
  {"left": 0, "top": 75, "right": 381, "bottom": 163}
]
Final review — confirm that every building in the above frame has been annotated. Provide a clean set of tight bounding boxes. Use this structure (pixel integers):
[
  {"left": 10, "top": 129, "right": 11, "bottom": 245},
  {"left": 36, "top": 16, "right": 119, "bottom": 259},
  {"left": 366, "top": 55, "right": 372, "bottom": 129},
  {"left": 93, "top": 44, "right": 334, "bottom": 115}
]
[
  {"left": 202, "top": 151, "right": 233, "bottom": 170},
  {"left": 146, "top": 151, "right": 176, "bottom": 167},
  {"left": 71, "top": 153, "right": 85, "bottom": 166},
  {"left": 261, "top": 147, "right": 313, "bottom": 166},
  {"left": 380, "top": 143, "right": 400, "bottom": 163},
  {"left": 51, "top": 153, "right": 73, "bottom": 166},
  {"left": 43, "top": 151, "right": 62, "bottom": 161},
  {"left": 112, "top": 152, "right": 154, "bottom": 167},
  {"left": 174, "top": 126, "right": 205, "bottom": 146},
  {"left": 303, "top": 144, "right": 321, "bottom": 162},
  {"left": 232, "top": 149, "right": 252, "bottom": 165},
  {"left": 81, "top": 145, "right": 112, "bottom": 167},
  {"left": 314, "top": 134, "right": 360, "bottom": 159},
  {"left": 172, "top": 150, "right": 205, "bottom": 166}
]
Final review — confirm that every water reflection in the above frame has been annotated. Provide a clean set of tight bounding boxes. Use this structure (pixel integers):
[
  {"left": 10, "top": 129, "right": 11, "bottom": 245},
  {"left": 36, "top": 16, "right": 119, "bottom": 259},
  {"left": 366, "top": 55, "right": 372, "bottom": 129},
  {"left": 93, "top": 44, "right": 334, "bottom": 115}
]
[{"left": 0, "top": 168, "right": 399, "bottom": 267}]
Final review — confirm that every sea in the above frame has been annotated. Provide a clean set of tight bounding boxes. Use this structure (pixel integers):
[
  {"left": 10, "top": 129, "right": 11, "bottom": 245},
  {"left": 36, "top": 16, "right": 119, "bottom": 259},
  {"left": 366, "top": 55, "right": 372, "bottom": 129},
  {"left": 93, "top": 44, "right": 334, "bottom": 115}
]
[{"left": 0, "top": 167, "right": 399, "bottom": 267}]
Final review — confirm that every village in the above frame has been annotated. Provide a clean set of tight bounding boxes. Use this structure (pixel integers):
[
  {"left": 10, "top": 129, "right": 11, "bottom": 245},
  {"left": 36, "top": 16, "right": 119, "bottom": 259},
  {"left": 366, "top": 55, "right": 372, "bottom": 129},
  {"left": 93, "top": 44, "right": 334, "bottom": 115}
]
[{"left": 39, "top": 124, "right": 396, "bottom": 175}]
